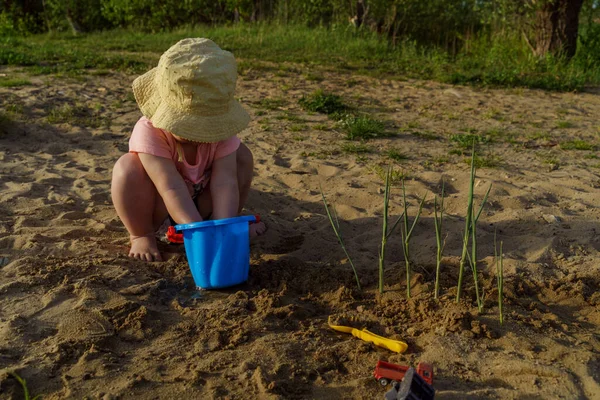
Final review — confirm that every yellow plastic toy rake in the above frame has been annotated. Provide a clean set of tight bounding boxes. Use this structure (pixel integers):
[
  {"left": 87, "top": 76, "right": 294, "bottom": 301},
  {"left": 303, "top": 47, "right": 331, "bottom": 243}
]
[{"left": 327, "top": 316, "right": 408, "bottom": 354}]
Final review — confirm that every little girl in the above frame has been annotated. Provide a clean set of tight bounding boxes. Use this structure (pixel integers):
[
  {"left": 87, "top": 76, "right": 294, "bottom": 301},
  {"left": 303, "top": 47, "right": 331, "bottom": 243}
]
[{"left": 111, "top": 38, "right": 266, "bottom": 262}]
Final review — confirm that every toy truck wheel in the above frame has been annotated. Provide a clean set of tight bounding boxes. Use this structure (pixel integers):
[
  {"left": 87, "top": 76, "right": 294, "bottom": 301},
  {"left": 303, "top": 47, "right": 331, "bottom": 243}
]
[{"left": 378, "top": 378, "right": 389, "bottom": 387}]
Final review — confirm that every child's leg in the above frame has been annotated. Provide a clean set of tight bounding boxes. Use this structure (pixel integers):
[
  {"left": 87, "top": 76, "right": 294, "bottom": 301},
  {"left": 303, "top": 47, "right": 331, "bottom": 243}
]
[{"left": 111, "top": 153, "right": 169, "bottom": 261}]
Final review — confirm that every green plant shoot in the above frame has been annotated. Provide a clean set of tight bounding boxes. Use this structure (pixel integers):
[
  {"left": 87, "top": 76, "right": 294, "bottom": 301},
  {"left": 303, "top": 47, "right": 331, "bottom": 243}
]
[
  {"left": 433, "top": 180, "right": 445, "bottom": 299},
  {"left": 401, "top": 179, "right": 426, "bottom": 299},
  {"left": 320, "top": 185, "right": 361, "bottom": 291},
  {"left": 8, "top": 372, "right": 41, "bottom": 400},
  {"left": 379, "top": 166, "right": 404, "bottom": 294},
  {"left": 470, "top": 181, "right": 492, "bottom": 311}
]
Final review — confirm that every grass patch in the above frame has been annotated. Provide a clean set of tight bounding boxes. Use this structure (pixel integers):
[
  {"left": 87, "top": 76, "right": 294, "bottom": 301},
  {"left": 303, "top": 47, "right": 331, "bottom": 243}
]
[
  {"left": 0, "top": 25, "right": 598, "bottom": 91},
  {"left": 275, "top": 112, "right": 305, "bottom": 123},
  {"left": 341, "top": 142, "right": 373, "bottom": 154},
  {"left": 341, "top": 115, "right": 387, "bottom": 141},
  {"left": 449, "top": 148, "right": 466, "bottom": 156},
  {"left": 289, "top": 124, "right": 307, "bottom": 132},
  {"left": 538, "top": 153, "right": 559, "bottom": 165},
  {"left": 464, "top": 154, "right": 501, "bottom": 168},
  {"left": 410, "top": 130, "right": 439, "bottom": 140},
  {"left": 556, "top": 120, "right": 575, "bottom": 129},
  {"left": 2, "top": 95, "right": 24, "bottom": 115},
  {"left": 584, "top": 154, "right": 600, "bottom": 160},
  {"left": 299, "top": 89, "right": 347, "bottom": 115},
  {"left": 405, "top": 121, "right": 420, "bottom": 129},
  {"left": 529, "top": 131, "right": 551, "bottom": 141},
  {"left": 450, "top": 133, "right": 490, "bottom": 149},
  {"left": 258, "top": 98, "right": 286, "bottom": 110},
  {"left": 304, "top": 72, "right": 324, "bottom": 81},
  {"left": 313, "top": 123, "right": 330, "bottom": 131},
  {"left": 432, "top": 155, "right": 450, "bottom": 164},
  {"left": 560, "top": 140, "right": 596, "bottom": 151},
  {"left": 387, "top": 148, "right": 408, "bottom": 162},
  {"left": 371, "top": 164, "right": 408, "bottom": 185},
  {"left": 47, "top": 104, "right": 110, "bottom": 128},
  {"left": 483, "top": 109, "right": 502, "bottom": 120},
  {"left": 0, "top": 77, "right": 31, "bottom": 87}
]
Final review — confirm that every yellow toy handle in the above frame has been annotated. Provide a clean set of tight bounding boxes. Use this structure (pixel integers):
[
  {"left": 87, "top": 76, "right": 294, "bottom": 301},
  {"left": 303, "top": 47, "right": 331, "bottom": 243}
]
[{"left": 328, "top": 316, "right": 408, "bottom": 353}]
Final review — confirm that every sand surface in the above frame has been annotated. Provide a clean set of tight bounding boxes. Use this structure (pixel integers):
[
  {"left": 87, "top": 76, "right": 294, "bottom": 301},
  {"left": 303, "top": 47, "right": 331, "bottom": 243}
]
[{"left": 1, "top": 64, "right": 599, "bottom": 399}]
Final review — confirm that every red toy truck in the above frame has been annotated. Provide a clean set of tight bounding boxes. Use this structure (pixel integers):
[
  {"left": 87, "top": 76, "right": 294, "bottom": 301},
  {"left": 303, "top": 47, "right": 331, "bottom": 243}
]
[{"left": 374, "top": 360, "right": 434, "bottom": 387}]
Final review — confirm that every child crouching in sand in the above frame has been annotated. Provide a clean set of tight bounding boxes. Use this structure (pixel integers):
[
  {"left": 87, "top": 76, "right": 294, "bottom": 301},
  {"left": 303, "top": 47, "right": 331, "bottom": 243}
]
[{"left": 111, "top": 38, "right": 266, "bottom": 261}]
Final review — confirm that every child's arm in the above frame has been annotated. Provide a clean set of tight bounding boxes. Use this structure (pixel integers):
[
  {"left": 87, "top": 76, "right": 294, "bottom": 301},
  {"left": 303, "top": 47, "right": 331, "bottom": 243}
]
[
  {"left": 210, "top": 151, "right": 239, "bottom": 219},
  {"left": 138, "top": 153, "right": 202, "bottom": 224}
]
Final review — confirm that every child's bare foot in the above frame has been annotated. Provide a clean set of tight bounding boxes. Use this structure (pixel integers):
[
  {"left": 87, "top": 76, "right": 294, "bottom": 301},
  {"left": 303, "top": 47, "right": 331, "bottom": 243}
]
[
  {"left": 249, "top": 221, "right": 267, "bottom": 238},
  {"left": 129, "top": 234, "right": 163, "bottom": 261}
]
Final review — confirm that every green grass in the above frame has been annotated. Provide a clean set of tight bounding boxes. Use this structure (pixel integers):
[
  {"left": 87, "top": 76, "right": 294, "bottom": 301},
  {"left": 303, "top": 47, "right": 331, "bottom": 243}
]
[
  {"left": 341, "top": 115, "right": 387, "bottom": 141},
  {"left": 47, "top": 104, "right": 110, "bottom": 128},
  {"left": 528, "top": 131, "right": 551, "bottom": 141},
  {"left": 556, "top": 120, "right": 575, "bottom": 129},
  {"left": 341, "top": 142, "right": 373, "bottom": 154},
  {"left": 538, "top": 153, "right": 559, "bottom": 165},
  {"left": 431, "top": 155, "right": 450, "bottom": 164},
  {"left": 320, "top": 187, "right": 362, "bottom": 291},
  {"left": 560, "top": 140, "right": 596, "bottom": 151},
  {"left": 464, "top": 154, "right": 501, "bottom": 168},
  {"left": 7, "top": 372, "right": 41, "bottom": 400},
  {"left": 387, "top": 148, "right": 408, "bottom": 162},
  {"left": 2, "top": 24, "right": 597, "bottom": 90},
  {"left": 299, "top": 89, "right": 347, "bottom": 115},
  {"left": 258, "top": 98, "right": 286, "bottom": 110},
  {"left": 2, "top": 96, "right": 24, "bottom": 115},
  {"left": 410, "top": 130, "right": 439, "bottom": 140},
  {"left": 289, "top": 124, "right": 307, "bottom": 132},
  {"left": 275, "top": 112, "right": 306, "bottom": 123},
  {"left": 450, "top": 133, "right": 490, "bottom": 149},
  {"left": 313, "top": 123, "right": 330, "bottom": 131},
  {"left": 0, "top": 77, "right": 31, "bottom": 87},
  {"left": 371, "top": 164, "right": 408, "bottom": 185},
  {"left": 304, "top": 72, "right": 324, "bottom": 81}
]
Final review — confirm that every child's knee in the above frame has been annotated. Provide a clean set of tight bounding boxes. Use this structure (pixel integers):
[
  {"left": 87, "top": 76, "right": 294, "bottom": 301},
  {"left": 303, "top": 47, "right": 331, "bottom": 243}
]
[
  {"left": 237, "top": 143, "right": 253, "bottom": 170},
  {"left": 112, "top": 153, "right": 147, "bottom": 182}
]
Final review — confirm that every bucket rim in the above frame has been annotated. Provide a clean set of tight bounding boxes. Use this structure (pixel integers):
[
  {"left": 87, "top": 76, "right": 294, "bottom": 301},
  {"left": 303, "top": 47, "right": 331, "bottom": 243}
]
[{"left": 175, "top": 215, "right": 256, "bottom": 231}]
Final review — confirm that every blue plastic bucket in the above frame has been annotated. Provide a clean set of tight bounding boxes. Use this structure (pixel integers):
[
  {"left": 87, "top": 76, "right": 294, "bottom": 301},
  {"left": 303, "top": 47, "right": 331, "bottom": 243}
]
[{"left": 175, "top": 215, "right": 256, "bottom": 289}]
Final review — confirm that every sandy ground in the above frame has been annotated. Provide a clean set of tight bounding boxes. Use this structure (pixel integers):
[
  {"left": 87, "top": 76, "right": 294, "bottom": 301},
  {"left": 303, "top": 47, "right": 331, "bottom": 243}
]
[{"left": 0, "top": 62, "right": 599, "bottom": 400}]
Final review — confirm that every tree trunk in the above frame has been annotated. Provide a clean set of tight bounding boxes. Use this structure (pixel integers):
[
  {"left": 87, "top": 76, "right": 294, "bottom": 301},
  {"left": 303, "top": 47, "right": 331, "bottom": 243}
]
[
  {"left": 534, "top": 0, "right": 584, "bottom": 59},
  {"left": 66, "top": 8, "right": 83, "bottom": 35},
  {"left": 355, "top": 0, "right": 365, "bottom": 28}
]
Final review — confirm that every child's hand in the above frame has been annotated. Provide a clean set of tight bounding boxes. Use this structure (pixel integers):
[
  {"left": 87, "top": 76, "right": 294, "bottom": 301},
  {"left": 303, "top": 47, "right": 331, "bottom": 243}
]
[{"left": 249, "top": 221, "right": 267, "bottom": 237}]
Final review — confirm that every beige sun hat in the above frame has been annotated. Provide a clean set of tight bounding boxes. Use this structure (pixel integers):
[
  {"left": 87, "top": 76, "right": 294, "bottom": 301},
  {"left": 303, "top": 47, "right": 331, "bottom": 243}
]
[{"left": 132, "top": 38, "right": 250, "bottom": 143}]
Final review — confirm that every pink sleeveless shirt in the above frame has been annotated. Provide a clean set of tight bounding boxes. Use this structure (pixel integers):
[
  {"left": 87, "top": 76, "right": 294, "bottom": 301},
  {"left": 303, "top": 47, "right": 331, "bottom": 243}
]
[{"left": 128, "top": 117, "right": 240, "bottom": 190}]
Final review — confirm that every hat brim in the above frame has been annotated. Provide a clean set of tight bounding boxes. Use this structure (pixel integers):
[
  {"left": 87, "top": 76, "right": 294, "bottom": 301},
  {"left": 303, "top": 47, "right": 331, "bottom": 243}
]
[{"left": 132, "top": 67, "right": 251, "bottom": 143}]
